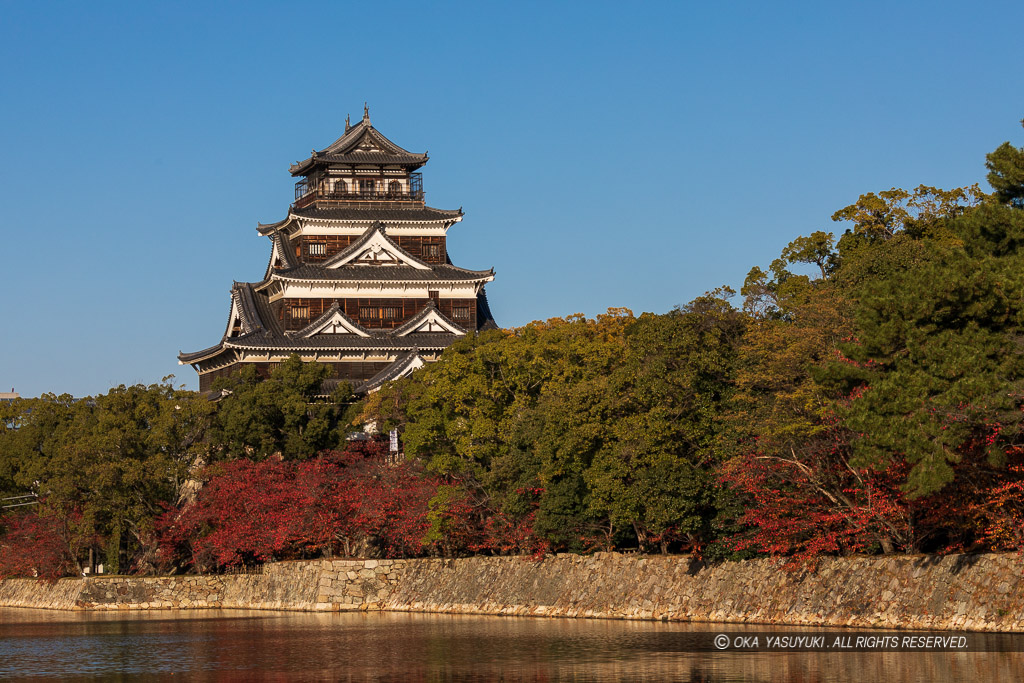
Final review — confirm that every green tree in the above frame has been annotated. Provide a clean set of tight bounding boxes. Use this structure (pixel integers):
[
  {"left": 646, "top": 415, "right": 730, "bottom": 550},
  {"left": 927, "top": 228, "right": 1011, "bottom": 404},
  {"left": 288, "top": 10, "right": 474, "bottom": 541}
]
[
  {"left": 986, "top": 120, "right": 1024, "bottom": 208},
  {"left": 0, "top": 382, "right": 213, "bottom": 574},
  {"left": 822, "top": 201, "right": 1024, "bottom": 495},
  {"left": 209, "top": 355, "right": 343, "bottom": 460},
  {"left": 587, "top": 293, "right": 744, "bottom": 552}
]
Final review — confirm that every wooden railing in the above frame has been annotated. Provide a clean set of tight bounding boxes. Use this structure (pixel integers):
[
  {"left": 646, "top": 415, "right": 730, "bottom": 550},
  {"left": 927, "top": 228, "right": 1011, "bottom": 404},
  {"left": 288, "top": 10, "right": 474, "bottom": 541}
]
[{"left": 294, "top": 173, "right": 424, "bottom": 206}]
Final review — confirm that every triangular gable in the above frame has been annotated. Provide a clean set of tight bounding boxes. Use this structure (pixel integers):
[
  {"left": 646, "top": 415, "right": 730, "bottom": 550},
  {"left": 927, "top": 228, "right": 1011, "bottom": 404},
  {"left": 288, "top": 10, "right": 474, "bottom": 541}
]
[
  {"left": 321, "top": 118, "right": 412, "bottom": 157},
  {"left": 392, "top": 304, "right": 467, "bottom": 337},
  {"left": 324, "top": 224, "right": 431, "bottom": 270},
  {"left": 352, "top": 130, "right": 384, "bottom": 153},
  {"left": 296, "top": 305, "right": 371, "bottom": 338}
]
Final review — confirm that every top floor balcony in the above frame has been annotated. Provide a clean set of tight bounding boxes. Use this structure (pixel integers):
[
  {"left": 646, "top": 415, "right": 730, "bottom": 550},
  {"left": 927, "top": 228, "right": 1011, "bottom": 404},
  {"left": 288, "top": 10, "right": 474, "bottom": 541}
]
[{"left": 293, "top": 173, "right": 423, "bottom": 209}]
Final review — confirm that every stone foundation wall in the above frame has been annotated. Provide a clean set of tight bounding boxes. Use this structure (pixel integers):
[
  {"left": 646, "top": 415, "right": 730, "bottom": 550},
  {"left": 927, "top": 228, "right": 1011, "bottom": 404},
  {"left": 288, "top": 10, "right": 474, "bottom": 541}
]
[
  {"left": 0, "top": 559, "right": 399, "bottom": 612},
  {"left": 385, "top": 552, "right": 1024, "bottom": 631},
  {"left": 3, "top": 552, "right": 1024, "bottom": 631}
]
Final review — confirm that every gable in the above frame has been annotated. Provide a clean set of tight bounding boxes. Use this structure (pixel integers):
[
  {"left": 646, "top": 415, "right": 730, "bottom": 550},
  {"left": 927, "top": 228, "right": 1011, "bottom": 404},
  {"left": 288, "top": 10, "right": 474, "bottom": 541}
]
[
  {"left": 394, "top": 308, "right": 466, "bottom": 337},
  {"left": 326, "top": 229, "right": 431, "bottom": 270},
  {"left": 299, "top": 309, "right": 371, "bottom": 338},
  {"left": 353, "top": 130, "right": 383, "bottom": 153}
]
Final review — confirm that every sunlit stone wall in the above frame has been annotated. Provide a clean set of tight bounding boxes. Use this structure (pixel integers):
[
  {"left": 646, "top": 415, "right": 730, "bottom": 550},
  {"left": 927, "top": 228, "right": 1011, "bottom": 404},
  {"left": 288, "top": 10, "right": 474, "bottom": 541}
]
[
  {"left": 3, "top": 552, "right": 1024, "bottom": 631},
  {"left": 384, "top": 553, "right": 1024, "bottom": 632}
]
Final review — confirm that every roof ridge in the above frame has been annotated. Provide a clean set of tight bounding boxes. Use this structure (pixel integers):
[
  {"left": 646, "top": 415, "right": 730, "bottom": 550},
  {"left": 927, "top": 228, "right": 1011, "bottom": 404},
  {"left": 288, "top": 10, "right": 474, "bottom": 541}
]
[
  {"left": 357, "top": 348, "right": 423, "bottom": 393},
  {"left": 232, "top": 282, "right": 266, "bottom": 334},
  {"left": 276, "top": 232, "right": 300, "bottom": 270}
]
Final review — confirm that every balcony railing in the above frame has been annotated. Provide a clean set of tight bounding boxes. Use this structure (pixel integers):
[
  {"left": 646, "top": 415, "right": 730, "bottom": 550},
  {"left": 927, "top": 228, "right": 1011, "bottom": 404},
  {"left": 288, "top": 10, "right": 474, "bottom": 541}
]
[{"left": 294, "top": 173, "right": 423, "bottom": 206}]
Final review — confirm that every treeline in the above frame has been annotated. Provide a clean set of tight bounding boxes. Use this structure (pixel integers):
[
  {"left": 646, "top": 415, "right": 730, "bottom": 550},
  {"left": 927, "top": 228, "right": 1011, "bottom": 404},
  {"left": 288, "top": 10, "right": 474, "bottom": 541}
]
[
  {"left": 3, "top": 123, "right": 1024, "bottom": 578},
  {"left": 360, "top": 123, "right": 1024, "bottom": 564},
  {"left": 0, "top": 360, "right": 366, "bottom": 578}
]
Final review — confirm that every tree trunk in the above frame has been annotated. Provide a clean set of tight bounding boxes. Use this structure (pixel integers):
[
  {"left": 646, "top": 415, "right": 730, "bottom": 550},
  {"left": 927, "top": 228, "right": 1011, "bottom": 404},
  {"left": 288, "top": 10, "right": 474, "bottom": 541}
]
[
  {"left": 879, "top": 535, "right": 894, "bottom": 555},
  {"left": 177, "top": 452, "right": 208, "bottom": 506}
]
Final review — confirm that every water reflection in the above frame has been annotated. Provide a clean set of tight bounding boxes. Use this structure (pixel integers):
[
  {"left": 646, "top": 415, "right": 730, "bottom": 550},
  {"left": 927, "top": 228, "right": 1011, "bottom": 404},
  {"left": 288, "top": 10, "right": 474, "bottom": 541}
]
[{"left": 0, "top": 609, "right": 1018, "bottom": 681}]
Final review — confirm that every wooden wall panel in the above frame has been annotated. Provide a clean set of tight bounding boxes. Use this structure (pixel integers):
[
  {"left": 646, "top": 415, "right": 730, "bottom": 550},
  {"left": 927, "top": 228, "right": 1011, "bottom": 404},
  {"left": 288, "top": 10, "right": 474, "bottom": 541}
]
[
  {"left": 282, "top": 297, "right": 478, "bottom": 331},
  {"left": 291, "top": 235, "right": 447, "bottom": 264},
  {"left": 294, "top": 235, "right": 357, "bottom": 261}
]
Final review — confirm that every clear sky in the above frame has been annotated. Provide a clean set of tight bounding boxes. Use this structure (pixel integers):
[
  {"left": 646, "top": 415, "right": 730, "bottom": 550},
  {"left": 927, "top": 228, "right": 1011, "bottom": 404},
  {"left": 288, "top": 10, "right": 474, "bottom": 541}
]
[{"left": 2, "top": 1, "right": 1022, "bottom": 398}]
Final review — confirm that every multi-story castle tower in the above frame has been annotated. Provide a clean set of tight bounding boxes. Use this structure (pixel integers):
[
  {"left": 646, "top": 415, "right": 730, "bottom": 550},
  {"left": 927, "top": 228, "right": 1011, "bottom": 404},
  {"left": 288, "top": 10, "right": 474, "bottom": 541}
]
[{"left": 179, "top": 108, "right": 497, "bottom": 393}]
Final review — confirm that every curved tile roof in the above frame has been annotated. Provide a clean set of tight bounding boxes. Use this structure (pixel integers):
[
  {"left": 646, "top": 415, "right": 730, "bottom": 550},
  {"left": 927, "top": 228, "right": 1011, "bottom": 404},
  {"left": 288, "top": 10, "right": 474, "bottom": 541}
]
[
  {"left": 289, "top": 115, "right": 427, "bottom": 176},
  {"left": 273, "top": 263, "right": 494, "bottom": 283},
  {"left": 292, "top": 205, "right": 463, "bottom": 223}
]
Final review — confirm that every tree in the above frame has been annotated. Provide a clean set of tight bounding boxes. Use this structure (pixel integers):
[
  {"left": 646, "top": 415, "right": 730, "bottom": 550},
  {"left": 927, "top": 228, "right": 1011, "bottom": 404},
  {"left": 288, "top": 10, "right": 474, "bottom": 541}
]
[
  {"left": 209, "top": 355, "right": 344, "bottom": 460},
  {"left": 986, "top": 120, "right": 1024, "bottom": 208},
  {"left": 822, "top": 200, "right": 1024, "bottom": 496},
  {"left": 587, "top": 294, "right": 744, "bottom": 552},
  {"left": 0, "top": 382, "right": 214, "bottom": 576}
]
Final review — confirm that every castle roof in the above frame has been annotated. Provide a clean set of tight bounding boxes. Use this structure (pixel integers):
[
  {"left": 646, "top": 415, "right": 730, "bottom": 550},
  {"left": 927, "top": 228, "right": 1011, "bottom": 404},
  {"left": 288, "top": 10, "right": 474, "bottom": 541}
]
[
  {"left": 178, "top": 282, "right": 471, "bottom": 365},
  {"left": 264, "top": 222, "right": 494, "bottom": 284},
  {"left": 289, "top": 109, "right": 428, "bottom": 176},
  {"left": 357, "top": 349, "right": 426, "bottom": 394},
  {"left": 256, "top": 205, "right": 464, "bottom": 236}
]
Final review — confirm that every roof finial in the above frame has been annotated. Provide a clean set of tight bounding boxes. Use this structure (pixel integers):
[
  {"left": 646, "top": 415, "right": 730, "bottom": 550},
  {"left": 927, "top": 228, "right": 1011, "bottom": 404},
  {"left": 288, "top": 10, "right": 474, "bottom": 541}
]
[
  {"left": 345, "top": 114, "right": 351, "bottom": 133},
  {"left": 363, "top": 102, "right": 370, "bottom": 123}
]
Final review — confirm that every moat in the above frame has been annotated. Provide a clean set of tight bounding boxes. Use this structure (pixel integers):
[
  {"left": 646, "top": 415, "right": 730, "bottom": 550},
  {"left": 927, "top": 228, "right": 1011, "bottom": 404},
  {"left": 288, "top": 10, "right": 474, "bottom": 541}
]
[{"left": 1, "top": 609, "right": 1020, "bottom": 681}]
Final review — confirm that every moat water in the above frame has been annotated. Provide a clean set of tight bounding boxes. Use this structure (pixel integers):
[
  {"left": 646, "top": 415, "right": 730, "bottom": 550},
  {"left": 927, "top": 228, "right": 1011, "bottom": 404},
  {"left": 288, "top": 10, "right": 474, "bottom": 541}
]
[{"left": 1, "top": 608, "right": 1021, "bottom": 681}]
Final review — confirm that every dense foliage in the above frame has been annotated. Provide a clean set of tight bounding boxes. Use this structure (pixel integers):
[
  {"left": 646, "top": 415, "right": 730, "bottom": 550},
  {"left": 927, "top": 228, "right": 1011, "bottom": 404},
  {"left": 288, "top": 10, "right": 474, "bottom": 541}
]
[{"left": 3, "top": 121, "right": 1023, "bottom": 577}]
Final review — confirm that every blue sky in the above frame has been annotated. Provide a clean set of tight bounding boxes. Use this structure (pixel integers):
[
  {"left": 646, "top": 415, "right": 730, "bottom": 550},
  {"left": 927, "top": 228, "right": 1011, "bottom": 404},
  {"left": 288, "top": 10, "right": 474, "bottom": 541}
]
[{"left": 2, "top": 1, "right": 1022, "bottom": 397}]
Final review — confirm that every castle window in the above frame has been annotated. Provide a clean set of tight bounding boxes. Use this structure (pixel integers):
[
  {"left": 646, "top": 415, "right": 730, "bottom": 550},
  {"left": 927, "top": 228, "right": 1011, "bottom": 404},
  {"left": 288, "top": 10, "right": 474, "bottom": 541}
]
[
  {"left": 360, "top": 306, "right": 401, "bottom": 321},
  {"left": 425, "top": 244, "right": 441, "bottom": 258},
  {"left": 291, "top": 306, "right": 309, "bottom": 320},
  {"left": 388, "top": 180, "right": 402, "bottom": 197},
  {"left": 308, "top": 242, "right": 326, "bottom": 257},
  {"left": 452, "top": 307, "right": 471, "bottom": 321}
]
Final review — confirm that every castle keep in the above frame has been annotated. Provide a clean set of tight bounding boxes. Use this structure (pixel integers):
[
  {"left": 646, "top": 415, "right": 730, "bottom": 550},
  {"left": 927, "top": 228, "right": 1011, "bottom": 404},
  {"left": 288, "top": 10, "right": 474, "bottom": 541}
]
[{"left": 179, "top": 108, "right": 496, "bottom": 393}]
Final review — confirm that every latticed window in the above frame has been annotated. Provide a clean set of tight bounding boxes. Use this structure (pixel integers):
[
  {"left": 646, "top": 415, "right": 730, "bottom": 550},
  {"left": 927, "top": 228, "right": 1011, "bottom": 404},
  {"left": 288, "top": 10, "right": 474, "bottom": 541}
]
[
  {"left": 291, "top": 306, "right": 309, "bottom": 319},
  {"left": 425, "top": 244, "right": 441, "bottom": 258},
  {"left": 360, "top": 306, "right": 401, "bottom": 321},
  {"left": 452, "top": 307, "right": 472, "bottom": 321},
  {"left": 308, "top": 242, "right": 326, "bottom": 257}
]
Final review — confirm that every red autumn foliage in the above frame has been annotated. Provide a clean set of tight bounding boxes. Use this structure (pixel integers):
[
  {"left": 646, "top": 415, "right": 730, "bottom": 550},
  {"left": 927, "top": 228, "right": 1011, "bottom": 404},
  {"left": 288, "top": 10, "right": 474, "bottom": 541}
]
[
  {"left": 156, "top": 441, "right": 554, "bottom": 573},
  {"left": 423, "top": 483, "right": 550, "bottom": 557},
  {"left": 972, "top": 463, "right": 1024, "bottom": 551},
  {"left": 719, "top": 429, "right": 912, "bottom": 568},
  {"left": 718, "top": 411, "right": 1024, "bottom": 565},
  {"left": 0, "top": 510, "right": 83, "bottom": 580},
  {"left": 156, "top": 441, "right": 449, "bottom": 571}
]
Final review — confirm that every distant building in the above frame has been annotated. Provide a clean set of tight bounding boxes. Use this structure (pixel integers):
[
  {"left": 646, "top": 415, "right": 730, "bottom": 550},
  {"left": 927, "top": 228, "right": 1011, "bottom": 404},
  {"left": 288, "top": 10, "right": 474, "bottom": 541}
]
[
  {"left": 0, "top": 390, "right": 20, "bottom": 405},
  {"left": 179, "top": 107, "right": 497, "bottom": 394}
]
